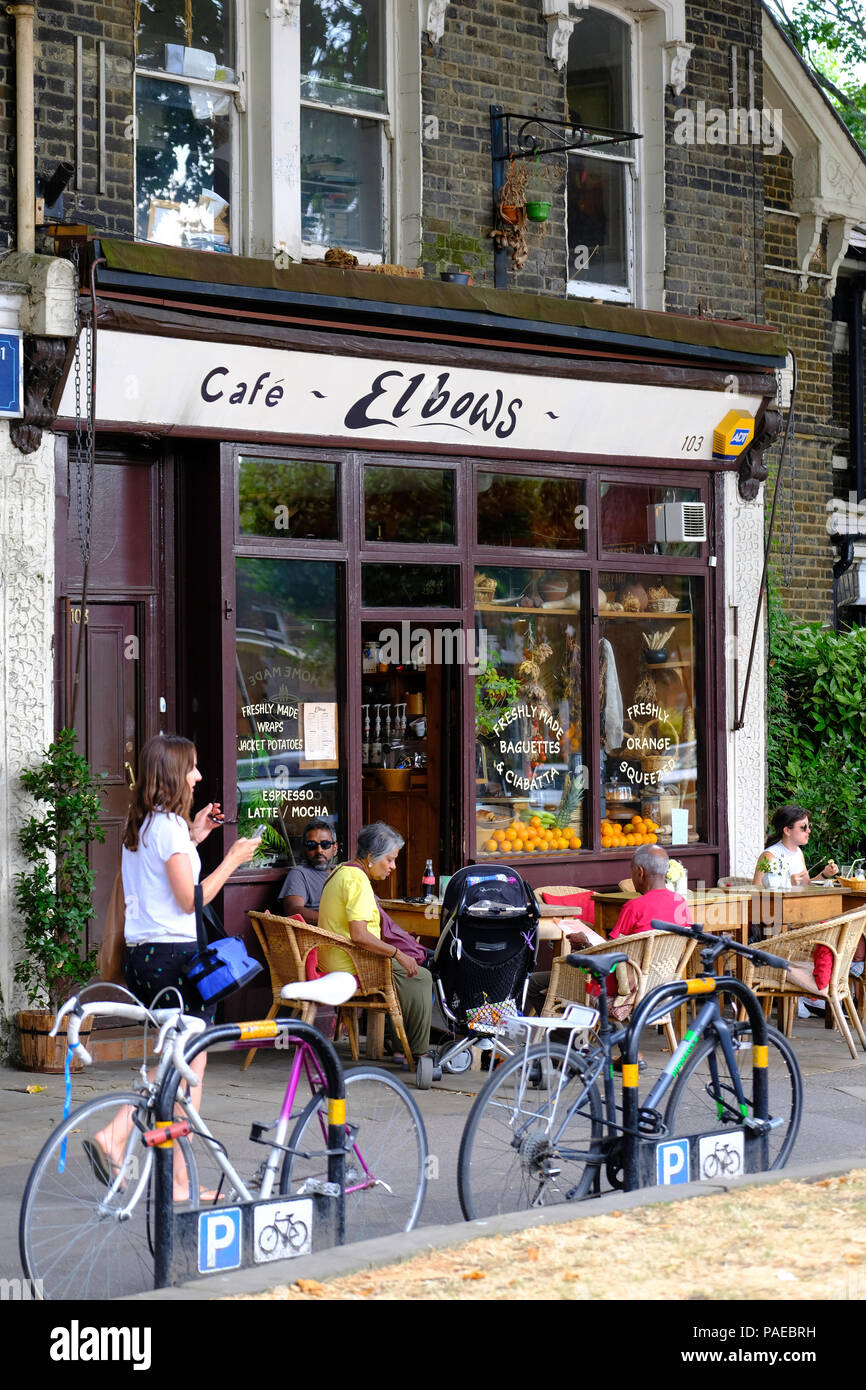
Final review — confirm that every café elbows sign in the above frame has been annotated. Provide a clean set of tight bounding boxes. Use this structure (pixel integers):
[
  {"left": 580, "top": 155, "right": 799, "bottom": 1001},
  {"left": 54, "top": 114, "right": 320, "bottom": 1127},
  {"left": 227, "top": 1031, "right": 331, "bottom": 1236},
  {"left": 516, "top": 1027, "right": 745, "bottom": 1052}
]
[{"left": 59, "top": 331, "right": 762, "bottom": 462}]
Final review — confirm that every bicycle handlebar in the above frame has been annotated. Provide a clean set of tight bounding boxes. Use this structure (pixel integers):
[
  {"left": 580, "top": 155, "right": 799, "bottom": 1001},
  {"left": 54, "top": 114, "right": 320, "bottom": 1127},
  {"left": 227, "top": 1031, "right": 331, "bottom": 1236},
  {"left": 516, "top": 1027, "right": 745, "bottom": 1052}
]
[
  {"left": 650, "top": 919, "right": 797, "bottom": 975},
  {"left": 50, "top": 994, "right": 206, "bottom": 1079}
]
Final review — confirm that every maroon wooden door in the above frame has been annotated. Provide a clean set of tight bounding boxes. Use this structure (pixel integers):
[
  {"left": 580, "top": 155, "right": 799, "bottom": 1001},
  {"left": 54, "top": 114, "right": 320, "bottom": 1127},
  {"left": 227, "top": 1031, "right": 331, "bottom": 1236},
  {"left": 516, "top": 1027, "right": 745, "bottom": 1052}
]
[{"left": 70, "top": 602, "right": 140, "bottom": 952}]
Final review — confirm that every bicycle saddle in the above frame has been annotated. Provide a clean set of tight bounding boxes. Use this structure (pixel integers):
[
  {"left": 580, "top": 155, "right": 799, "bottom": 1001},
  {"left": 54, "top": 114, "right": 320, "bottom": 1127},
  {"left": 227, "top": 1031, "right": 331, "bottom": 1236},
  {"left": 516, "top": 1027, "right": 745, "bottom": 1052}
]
[
  {"left": 567, "top": 950, "right": 628, "bottom": 977},
  {"left": 281, "top": 971, "right": 357, "bottom": 1007}
]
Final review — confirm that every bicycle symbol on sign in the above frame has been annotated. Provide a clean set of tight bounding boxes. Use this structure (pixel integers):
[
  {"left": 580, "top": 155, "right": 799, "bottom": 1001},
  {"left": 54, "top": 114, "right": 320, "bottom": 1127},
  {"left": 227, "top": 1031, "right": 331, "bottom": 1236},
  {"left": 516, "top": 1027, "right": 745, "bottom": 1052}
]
[
  {"left": 701, "top": 1140, "right": 742, "bottom": 1180},
  {"left": 257, "top": 1208, "right": 310, "bottom": 1257}
]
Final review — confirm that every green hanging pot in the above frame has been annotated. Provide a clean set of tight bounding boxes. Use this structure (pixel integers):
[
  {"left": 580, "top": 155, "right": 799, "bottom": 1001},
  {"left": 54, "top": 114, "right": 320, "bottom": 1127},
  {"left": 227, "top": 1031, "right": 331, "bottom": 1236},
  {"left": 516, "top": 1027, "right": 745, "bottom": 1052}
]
[{"left": 525, "top": 200, "right": 550, "bottom": 223}]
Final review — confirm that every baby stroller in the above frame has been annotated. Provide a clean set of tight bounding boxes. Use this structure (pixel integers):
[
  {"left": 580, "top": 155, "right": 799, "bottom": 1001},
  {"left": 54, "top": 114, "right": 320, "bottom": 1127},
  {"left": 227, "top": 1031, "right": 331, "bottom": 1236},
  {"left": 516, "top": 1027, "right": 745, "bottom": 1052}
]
[{"left": 416, "top": 863, "right": 539, "bottom": 1088}]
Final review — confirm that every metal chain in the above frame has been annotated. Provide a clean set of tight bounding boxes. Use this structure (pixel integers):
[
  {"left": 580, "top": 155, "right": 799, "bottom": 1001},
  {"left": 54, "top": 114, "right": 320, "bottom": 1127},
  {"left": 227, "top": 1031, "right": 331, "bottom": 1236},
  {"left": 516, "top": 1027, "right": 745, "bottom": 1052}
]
[{"left": 69, "top": 243, "right": 94, "bottom": 567}]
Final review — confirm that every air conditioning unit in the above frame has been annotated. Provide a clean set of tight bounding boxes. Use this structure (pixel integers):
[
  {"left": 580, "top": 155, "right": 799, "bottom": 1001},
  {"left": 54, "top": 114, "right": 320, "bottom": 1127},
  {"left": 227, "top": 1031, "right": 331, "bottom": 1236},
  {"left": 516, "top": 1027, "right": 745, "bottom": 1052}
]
[{"left": 648, "top": 502, "right": 707, "bottom": 544}]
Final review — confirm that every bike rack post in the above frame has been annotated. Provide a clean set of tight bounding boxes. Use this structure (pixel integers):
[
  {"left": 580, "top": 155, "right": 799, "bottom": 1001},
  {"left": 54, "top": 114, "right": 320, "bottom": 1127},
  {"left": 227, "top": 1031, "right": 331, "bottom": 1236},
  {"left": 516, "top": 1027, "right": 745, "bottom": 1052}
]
[
  {"left": 620, "top": 974, "right": 771, "bottom": 1191},
  {"left": 153, "top": 1019, "right": 346, "bottom": 1290}
]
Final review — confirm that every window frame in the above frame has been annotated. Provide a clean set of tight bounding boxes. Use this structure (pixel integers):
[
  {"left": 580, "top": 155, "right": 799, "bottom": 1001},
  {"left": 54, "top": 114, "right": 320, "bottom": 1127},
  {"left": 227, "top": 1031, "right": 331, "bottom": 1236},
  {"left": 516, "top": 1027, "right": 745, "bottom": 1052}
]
[
  {"left": 299, "top": 0, "right": 392, "bottom": 265},
  {"left": 133, "top": 3, "right": 245, "bottom": 254},
  {"left": 565, "top": 3, "right": 640, "bottom": 305}
]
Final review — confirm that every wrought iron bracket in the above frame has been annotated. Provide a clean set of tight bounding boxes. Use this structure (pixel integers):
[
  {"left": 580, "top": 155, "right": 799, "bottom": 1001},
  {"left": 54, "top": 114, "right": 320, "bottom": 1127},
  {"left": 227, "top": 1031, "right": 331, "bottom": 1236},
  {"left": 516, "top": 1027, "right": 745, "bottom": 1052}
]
[
  {"left": 491, "top": 105, "right": 642, "bottom": 166},
  {"left": 489, "top": 104, "right": 642, "bottom": 288}
]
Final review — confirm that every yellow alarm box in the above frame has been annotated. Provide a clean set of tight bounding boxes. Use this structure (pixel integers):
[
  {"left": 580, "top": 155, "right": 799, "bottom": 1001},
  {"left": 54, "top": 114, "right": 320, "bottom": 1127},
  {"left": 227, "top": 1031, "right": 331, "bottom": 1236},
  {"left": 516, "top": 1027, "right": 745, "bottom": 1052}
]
[{"left": 712, "top": 410, "right": 754, "bottom": 460}]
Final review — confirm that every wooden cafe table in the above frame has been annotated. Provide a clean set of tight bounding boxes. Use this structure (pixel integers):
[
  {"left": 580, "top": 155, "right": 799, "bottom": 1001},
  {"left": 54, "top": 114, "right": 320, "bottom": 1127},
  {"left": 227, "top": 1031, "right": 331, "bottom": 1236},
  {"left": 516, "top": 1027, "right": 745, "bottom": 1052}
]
[
  {"left": 592, "top": 888, "right": 752, "bottom": 945},
  {"left": 718, "top": 882, "right": 847, "bottom": 936},
  {"left": 378, "top": 896, "right": 587, "bottom": 951}
]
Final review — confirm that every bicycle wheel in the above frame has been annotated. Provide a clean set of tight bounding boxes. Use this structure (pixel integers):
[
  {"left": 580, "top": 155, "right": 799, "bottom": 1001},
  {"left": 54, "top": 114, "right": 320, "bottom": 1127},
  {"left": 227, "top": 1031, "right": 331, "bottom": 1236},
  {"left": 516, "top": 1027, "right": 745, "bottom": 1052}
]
[
  {"left": 280, "top": 1068, "right": 428, "bottom": 1241},
  {"left": 458, "top": 1043, "right": 604, "bottom": 1221},
  {"left": 287, "top": 1218, "right": 309, "bottom": 1251},
  {"left": 20, "top": 1092, "right": 156, "bottom": 1301},
  {"left": 258, "top": 1224, "right": 279, "bottom": 1256},
  {"left": 663, "top": 1022, "right": 802, "bottom": 1171}
]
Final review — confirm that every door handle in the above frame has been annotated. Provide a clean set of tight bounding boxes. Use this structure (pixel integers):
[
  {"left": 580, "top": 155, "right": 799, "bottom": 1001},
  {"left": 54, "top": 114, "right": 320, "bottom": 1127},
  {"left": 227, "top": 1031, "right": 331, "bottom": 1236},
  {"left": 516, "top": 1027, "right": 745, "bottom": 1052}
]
[{"left": 124, "top": 761, "right": 135, "bottom": 790}]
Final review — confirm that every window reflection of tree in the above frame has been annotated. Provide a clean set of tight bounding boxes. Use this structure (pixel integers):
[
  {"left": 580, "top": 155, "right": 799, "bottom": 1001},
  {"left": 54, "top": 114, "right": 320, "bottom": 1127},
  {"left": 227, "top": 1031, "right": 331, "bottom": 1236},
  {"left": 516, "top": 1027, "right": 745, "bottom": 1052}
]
[
  {"left": 236, "top": 558, "right": 339, "bottom": 696},
  {"left": 238, "top": 459, "right": 338, "bottom": 540}
]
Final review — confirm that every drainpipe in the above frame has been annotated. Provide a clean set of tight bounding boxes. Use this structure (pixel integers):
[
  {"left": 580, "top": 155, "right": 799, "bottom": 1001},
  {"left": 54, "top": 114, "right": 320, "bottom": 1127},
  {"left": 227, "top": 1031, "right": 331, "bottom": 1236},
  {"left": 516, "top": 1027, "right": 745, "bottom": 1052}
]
[
  {"left": 849, "top": 279, "right": 864, "bottom": 507},
  {"left": 7, "top": 4, "right": 36, "bottom": 254}
]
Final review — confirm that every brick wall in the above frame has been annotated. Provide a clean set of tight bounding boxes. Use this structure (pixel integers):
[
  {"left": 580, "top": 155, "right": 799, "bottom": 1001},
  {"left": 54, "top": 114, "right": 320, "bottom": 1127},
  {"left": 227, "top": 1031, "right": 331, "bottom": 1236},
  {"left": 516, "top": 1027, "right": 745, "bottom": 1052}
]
[
  {"left": 664, "top": 0, "right": 765, "bottom": 320},
  {"left": 0, "top": 2, "right": 134, "bottom": 252},
  {"left": 763, "top": 149, "right": 846, "bottom": 625},
  {"left": 420, "top": 1, "right": 565, "bottom": 293}
]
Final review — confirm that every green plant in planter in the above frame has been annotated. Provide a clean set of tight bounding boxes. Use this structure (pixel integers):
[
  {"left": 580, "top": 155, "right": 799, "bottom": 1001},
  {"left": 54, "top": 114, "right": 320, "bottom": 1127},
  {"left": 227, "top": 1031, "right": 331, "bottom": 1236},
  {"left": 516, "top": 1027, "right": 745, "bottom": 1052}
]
[
  {"left": 14, "top": 729, "right": 105, "bottom": 1012},
  {"left": 475, "top": 662, "right": 523, "bottom": 738},
  {"left": 428, "top": 230, "right": 489, "bottom": 280}
]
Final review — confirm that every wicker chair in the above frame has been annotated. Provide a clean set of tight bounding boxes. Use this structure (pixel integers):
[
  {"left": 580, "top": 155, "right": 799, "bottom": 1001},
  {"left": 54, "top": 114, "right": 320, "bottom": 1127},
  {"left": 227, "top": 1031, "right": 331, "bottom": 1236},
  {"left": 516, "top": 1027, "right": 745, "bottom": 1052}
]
[
  {"left": 289, "top": 919, "right": 416, "bottom": 1070},
  {"left": 540, "top": 928, "right": 698, "bottom": 1051},
  {"left": 244, "top": 911, "right": 311, "bottom": 1072},
  {"left": 739, "top": 908, "right": 866, "bottom": 1058}
]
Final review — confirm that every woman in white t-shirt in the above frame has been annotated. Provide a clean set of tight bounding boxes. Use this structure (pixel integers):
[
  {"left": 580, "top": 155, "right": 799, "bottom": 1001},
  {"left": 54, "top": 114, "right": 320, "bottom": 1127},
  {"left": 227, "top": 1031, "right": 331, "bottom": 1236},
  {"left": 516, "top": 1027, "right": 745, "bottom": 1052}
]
[
  {"left": 753, "top": 805, "right": 838, "bottom": 887},
  {"left": 91, "top": 734, "right": 260, "bottom": 1197}
]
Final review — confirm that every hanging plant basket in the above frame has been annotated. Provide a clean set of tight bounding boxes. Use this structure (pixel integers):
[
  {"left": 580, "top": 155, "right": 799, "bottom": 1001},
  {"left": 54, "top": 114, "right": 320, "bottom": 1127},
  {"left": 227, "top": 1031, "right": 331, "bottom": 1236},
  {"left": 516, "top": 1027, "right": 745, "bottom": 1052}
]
[{"left": 525, "top": 200, "right": 550, "bottom": 223}]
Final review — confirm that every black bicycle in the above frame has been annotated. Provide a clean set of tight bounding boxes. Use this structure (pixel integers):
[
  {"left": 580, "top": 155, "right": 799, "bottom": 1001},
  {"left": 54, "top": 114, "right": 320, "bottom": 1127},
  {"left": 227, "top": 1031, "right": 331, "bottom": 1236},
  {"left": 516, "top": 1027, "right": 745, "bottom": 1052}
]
[{"left": 458, "top": 922, "right": 803, "bottom": 1219}]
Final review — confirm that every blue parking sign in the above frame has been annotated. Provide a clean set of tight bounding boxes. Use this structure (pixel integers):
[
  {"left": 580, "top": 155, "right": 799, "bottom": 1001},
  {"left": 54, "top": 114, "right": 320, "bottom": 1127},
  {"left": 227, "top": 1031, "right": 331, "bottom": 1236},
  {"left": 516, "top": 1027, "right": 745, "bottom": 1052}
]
[
  {"left": 656, "top": 1138, "right": 690, "bottom": 1185},
  {"left": 0, "top": 331, "right": 22, "bottom": 418},
  {"left": 198, "top": 1207, "right": 242, "bottom": 1272}
]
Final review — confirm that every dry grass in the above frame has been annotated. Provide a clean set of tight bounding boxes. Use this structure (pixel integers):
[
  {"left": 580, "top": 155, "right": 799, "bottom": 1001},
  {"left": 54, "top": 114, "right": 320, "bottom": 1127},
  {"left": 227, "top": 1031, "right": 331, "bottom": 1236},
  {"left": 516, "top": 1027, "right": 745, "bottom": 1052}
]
[{"left": 232, "top": 1170, "right": 866, "bottom": 1301}]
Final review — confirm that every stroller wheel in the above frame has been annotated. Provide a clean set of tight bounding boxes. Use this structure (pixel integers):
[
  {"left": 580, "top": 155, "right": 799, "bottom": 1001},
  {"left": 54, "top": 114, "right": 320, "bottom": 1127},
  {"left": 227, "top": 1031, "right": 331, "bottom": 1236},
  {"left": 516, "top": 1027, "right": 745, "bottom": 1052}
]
[
  {"left": 416, "top": 1055, "right": 436, "bottom": 1089},
  {"left": 443, "top": 1046, "right": 474, "bottom": 1075}
]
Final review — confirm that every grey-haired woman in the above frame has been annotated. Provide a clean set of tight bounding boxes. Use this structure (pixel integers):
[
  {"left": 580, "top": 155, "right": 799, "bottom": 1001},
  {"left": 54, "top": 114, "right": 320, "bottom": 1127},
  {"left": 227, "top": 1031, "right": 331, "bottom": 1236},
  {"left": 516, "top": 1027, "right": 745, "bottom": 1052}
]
[{"left": 317, "top": 822, "right": 432, "bottom": 1060}]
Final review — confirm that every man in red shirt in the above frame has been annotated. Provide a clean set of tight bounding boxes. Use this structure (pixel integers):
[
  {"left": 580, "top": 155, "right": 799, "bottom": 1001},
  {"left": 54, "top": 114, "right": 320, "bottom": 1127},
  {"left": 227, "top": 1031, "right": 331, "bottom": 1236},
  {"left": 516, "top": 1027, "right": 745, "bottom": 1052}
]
[{"left": 610, "top": 844, "right": 692, "bottom": 937}]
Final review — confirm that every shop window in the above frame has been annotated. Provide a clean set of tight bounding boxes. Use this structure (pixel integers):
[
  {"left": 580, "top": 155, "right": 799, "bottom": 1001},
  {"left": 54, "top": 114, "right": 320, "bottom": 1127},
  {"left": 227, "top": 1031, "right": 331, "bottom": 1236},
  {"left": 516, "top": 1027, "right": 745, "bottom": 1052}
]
[
  {"left": 234, "top": 558, "right": 343, "bottom": 859},
  {"left": 364, "top": 465, "right": 455, "bottom": 544},
  {"left": 135, "top": 2, "right": 238, "bottom": 251},
  {"left": 301, "top": 0, "right": 388, "bottom": 258},
  {"left": 600, "top": 482, "right": 705, "bottom": 558},
  {"left": 566, "top": 9, "right": 637, "bottom": 303},
  {"left": 477, "top": 471, "right": 587, "bottom": 551},
  {"left": 474, "top": 567, "right": 585, "bottom": 858},
  {"left": 238, "top": 456, "right": 339, "bottom": 541},
  {"left": 598, "top": 571, "right": 702, "bottom": 850},
  {"left": 361, "top": 563, "right": 460, "bottom": 608}
]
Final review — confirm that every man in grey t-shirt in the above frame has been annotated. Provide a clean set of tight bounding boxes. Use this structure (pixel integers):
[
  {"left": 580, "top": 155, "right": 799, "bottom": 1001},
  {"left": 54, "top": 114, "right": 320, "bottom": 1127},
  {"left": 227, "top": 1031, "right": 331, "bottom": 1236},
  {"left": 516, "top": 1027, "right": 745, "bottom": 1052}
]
[{"left": 277, "top": 820, "right": 339, "bottom": 923}]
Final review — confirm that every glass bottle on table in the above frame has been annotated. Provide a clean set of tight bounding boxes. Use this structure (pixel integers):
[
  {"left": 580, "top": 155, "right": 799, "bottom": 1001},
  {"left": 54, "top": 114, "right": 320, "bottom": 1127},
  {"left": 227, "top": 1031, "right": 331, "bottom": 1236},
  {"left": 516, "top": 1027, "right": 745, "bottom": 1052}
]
[{"left": 422, "top": 859, "right": 436, "bottom": 902}]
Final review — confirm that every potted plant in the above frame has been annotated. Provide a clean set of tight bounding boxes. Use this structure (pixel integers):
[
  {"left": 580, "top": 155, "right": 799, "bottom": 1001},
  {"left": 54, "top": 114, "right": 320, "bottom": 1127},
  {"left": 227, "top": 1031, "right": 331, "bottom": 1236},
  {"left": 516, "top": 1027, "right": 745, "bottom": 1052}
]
[
  {"left": 14, "top": 729, "right": 104, "bottom": 1071},
  {"left": 755, "top": 851, "right": 786, "bottom": 890},
  {"left": 429, "top": 230, "right": 488, "bottom": 284},
  {"left": 475, "top": 660, "right": 523, "bottom": 738}
]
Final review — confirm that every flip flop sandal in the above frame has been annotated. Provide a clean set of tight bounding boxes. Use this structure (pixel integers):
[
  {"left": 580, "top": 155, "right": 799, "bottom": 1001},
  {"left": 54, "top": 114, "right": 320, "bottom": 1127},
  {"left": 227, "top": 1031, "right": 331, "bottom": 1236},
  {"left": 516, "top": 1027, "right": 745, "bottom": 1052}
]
[{"left": 82, "top": 1138, "right": 119, "bottom": 1188}]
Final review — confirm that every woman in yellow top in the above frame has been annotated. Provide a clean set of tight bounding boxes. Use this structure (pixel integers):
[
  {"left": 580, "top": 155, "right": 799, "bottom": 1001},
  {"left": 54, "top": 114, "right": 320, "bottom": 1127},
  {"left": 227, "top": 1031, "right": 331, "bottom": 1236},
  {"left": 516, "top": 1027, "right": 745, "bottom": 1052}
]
[{"left": 318, "top": 822, "right": 432, "bottom": 1062}]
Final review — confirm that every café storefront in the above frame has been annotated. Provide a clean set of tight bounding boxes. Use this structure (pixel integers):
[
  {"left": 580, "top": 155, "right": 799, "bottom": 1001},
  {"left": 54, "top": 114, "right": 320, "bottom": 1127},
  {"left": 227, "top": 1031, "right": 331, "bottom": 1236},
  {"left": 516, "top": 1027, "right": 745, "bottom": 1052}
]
[{"left": 54, "top": 242, "right": 784, "bottom": 950}]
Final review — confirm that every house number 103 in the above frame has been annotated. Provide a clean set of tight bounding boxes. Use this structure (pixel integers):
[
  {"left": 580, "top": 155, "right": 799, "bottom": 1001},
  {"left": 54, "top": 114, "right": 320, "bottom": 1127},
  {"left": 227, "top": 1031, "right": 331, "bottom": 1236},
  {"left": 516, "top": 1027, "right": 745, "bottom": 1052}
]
[{"left": 680, "top": 434, "right": 704, "bottom": 453}]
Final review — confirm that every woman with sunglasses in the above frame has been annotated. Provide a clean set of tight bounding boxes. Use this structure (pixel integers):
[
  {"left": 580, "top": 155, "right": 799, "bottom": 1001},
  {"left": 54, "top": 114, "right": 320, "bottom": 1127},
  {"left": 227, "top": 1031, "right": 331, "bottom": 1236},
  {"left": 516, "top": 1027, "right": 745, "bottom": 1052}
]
[{"left": 753, "top": 805, "right": 839, "bottom": 887}]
